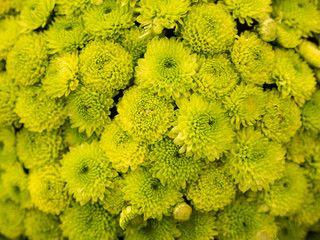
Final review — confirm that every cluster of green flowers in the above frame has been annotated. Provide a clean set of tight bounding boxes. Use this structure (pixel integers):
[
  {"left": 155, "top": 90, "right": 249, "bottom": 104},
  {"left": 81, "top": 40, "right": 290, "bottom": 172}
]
[{"left": 1, "top": 0, "right": 320, "bottom": 239}]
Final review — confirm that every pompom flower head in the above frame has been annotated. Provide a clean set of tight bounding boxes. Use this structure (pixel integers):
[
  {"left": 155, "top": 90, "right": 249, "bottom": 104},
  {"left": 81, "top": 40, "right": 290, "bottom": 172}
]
[
  {"left": 301, "top": 90, "right": 320, "bottom": 133},
  {"left": 225, "top": 127, "right": 286, "bottom": 192},
  {"left": 100, "top": 120, "right": 147, "bottom": 173},
  {"left": 170, "top": 94, "right": 235, "bottom": 161},
  {"left": 272, "top": 48, "right": 316, "bottom": 106},
  {"left": 83, "top": 0, "right": 134, "bottom": 40},
  {"left": 117, "top": 86, "right": 175, "bottom": 144},
  {"left": 61, "top": 143, "right": 118, "bottom": 205},
  {"left": 186, "top": 164, "right": 236, "bottom": 211},
  {"left": 15, "top": 86, "right": 66, "bottom": 132},
  {"left": 79, "top": 39, "right": 133, "bottom": 93},
  {"left": 123, "top": 167, "right": 183, "bottom": 220},
  {"left": 223, "top": 0, "right": 272, "bottom": 25},
  {"left": 66, "top": 85, "right": 114, "bottom": 137},
  {"left": 181, "top": 2, "right": 237, "bottom": 55},
  {"left": 135, "top": 37, "right": 197, "bottom": 100},
  {"left": 136, "top": 0, "right": 190, "bottom": 34},
  {"left": 0, "top": 16, "right": 21, "bottom": 60},
  {"left": 6, "top": 33, "right": 49, "bottom": 86},
  {"left": 193, "top": 54, "right": 239, "bottom": 101},
  {"left": 231, "top": 31, "right": 274, "bottom": 85}
]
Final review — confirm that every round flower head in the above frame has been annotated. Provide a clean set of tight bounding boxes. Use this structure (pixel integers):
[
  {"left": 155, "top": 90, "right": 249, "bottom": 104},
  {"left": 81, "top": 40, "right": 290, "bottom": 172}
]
[
  {"left": 45, "top": 16, "right": 90, "bottom": 54},
  {"left": 125, "top": 217, "right": 180, "bottom": 240},
  {"left": 225, "top": 127, "right": 286, "bottom": 192},
  {"left": 261, "top": 162, "right": 309, "bottom": 217},
  {"left": 123, "top": 167, "right": 183, "bottom": 220},
  {"left": 186, "top": 165, "right": 236, "bottom": 211},
  {"left": 0, "top": 127, "right": 16, "bottom": 168},
  {"left": 43, "top": 52, "right": 79, "bottom": 98},
  {"left": 17, "top": 128, "right": 63, "bottom": 169},
  {"left": 61, "top": 202, "right": 119, "bottom": 240},
  {"left": 297, "top": 39, "right": 320, "bottom": 68},
  {"left": 170, "top": 94, "right": 235, "bottom": 161},
  {"left": 217, "top": 198, "right": 278, "bottom": 240},
  {"left": 231, "top": 31, "right": 274, "bottom": 85},
  {"left": 66, "top": 85, "right": 114, "bottom": 137},
  {"left": 83, "top": 0, "right": 134, "bottom": 40},
  {"left": 275, "top": 21, "right": 302, "bottom": 49},
  {"left": 0, "top": 16, "right": 21, "bottom": 60},
  {"left": 223, "top": 84, "right": 267, "bottom": 130},
  {"left": 28, "top": 164, "right": 70, "bottom": 215},
  {"left": 79, "top": 39, "right": 133, "bottom": 93},
  {"left": 181, "top": 3, "right": 237, "bottom": 55},
  {"left": 222, "top": 0, "right": 272, "bottom": 25},
  {"left": 0, "top": 200, "right": 25, "bottom": 239},
  {"left": 193, "top": 54, "right": 239, "bottom": 101},
  {"left": 6, "top": 33, "right": 49, "bottom": 86},
  {"left": 100, "top": 121, "right": 147, "bottom": 173},
  {"left": 61, "top": 143, "right": 118, "bottom": 205},
  {"left": 177, "top": 211, "right": 217, "bottom": 240},
  {"left": 15, "top": 86, "right": 66, "bottom": 132},
  {"left": 20, "top": 0, "right": 55, "bottom": 31},
  {"left": 62, "top": 123, "right": 98, "bottom": 148},
  {"left": 136, "top": 0, "right": 190, "bottom": 34},
  {"left": 173, "top": 202, "right": 192, "bottom": 222},
  {"left": 147, "top": 137, "right": 204, "bottom": 190},
  {"left": 273, "top": 0, "right": 320, "bottom": 37},
  {"left": 272, "top": 48, "right": 316, "bottom": 107},
  {"left": 260, "top": 90, "right": 302, "bottom": 143},
  {"left": 25, "top": 209, "right": 63, "bottom": 240},
  {"left": 302, "top": 90, "right": 320, "bottom": 133},
  {"left": 117, "top": 87, "right": 175, "bottom": 144},
  {"left": 135, "top": 37, "right": 197, "bottom": 100},
  {"left": 276, "top": 217, "right": 307, "bottom": 240},
  {"left": 0, "top": 73, "right": 18, "bottom": 127},
  {"left": 120, "top": 206, "right": 144, "bottom": 230},
  {"left": 256, "top": 17, "right": 277, "bottom": 42}
]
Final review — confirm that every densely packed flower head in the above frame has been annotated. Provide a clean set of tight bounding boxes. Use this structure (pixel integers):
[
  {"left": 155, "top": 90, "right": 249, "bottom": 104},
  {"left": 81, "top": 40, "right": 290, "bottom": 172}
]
[{"left": 1, "top": 0, "right": 320, "bottom": 239}]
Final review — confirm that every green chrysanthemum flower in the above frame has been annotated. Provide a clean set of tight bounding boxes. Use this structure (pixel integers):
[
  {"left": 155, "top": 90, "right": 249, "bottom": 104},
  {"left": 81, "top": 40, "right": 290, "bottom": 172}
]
[
  {"left": 170, "top": 94, "right": 234, "bottom": 161},
  {"left": 223, "top": 0, "right": 272, "bottom": 25},
  {"left": 125, "top": 217, "right": 181, "bottom": 240},
  {"left": 135, "top": 37, "right": 197, "bottom": 100},
  {"left": 193, "top": 54, "right": 239, "bottom": 101},
  {"left": 25, "top": 209, "right": 63, "bottom": 240},
  {"left": 62, "top": 123, "right": 98, "bottom": 148},
  {"left": 217, "top": 198, "right": 278, "bottom": 240},
  {"left": 123, "top": 167, "right": 183, "bottom": 220},
  {"left": 260, "top": 90, "right": 302, "bottom": 143},
  {"left": 231, "top": 31, "right": 274, "bottom": 85},
  {"left": 0, "top": 200, "right": 25, "bottom": 239},
  {"left": 119, "top": 26, "right": 151, "bottom": 64},
  {"left": 181, "top": 3, "right": 237, "bottom": 55},
  {"left": 256, "top": 17, "right": 277, "bottom": 42},
  {"left": 137, "top": 0, "right": 190, "bottom": 34},
  {"left": 66, "top": 85, "right": 114, "bottom": 137},
  {"left": 273, "top": 0, "right": 320, "bottom": 37},
  {"left": 43, "top": 52, "right": 79, "bottom": 98},
  {"left": 177, "top": 211, "right": 217, "bottom": 240},
  {"left": 117, "top": 87, "right": 175, "bottom": 144},
  {"left": 272, "top": 48, "right": 316, "bottom": 107},
  {"left": 275, "top": 21, "right": 302, "bottom": 49},
  {"left": 302, "top": 90, "right": 320, "bottom": 133},
  {"left": 15, "top": 86, "right": 66, "bottom": 132},
  {"left": 147, "top": 137, "right": 204, "bottom": 189},
  {"left": 45, "top": 16, "right": 90, "bottom": 54},
  {"left": 297, "top": 39, "right": 320, "bottom": 68},
  {"left": 277, "top": 217, "right": 308, "bottom": 240},
  {"left": 173, "top": 202, "right": 192, "bottom": 222},
  {"left": 223, "top": 83, "right": 267, "bottom": 129},
  {"left": 0, "top": 73, "right": 18, "bottom": 127},
  {"left": 6, "top": 33, "right": 49, "bottom": 86},
  {"left": 79, "top": 39, "right": 133, "bottom": 93},
  {"left": 261, "top": 163, "right": 309, "bottom": 217},
  {"left": 120, "top": 206, "right": 144, "bottom": 230},
  {"left": 61, "top": 143, "right": 117, "bottom": 205},
  {"left": 0, "top": 16, "right": 21, "bottom": 60},
  {"left": 61, "top": 202, "right": 119, "bottom": 240},
  {"left": 0, "top": 127, "right": 16, "bottom": 168},
  {"left": 17, "top": 128, "right": 63, "bottom": 169},
  {"left": 186, "top": 165, "right": 236, "bottom": 211},
  {"left": 28, "top": 164, "right": 70, "bottom": 215},
  {"left": 83, "top": 0, "right": 134, "bottom": 40},
  {"left": 20, "top": 0, "right": 55, "bottom": 31},
  {"left": 100, "top": 121, "right": 147, "bottom": 173},
  {"left": 225, "top": 127, "right": 285, "bottom": 192}
]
